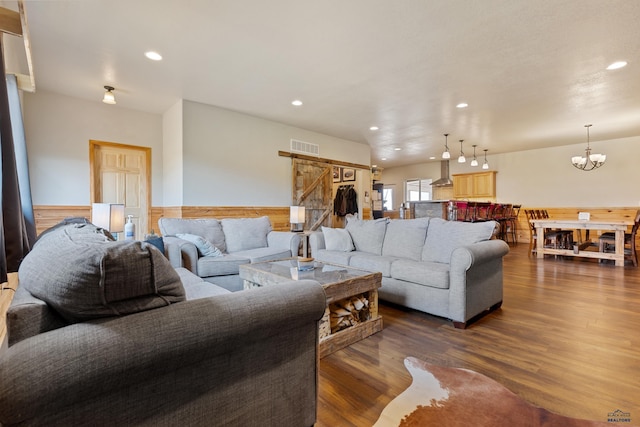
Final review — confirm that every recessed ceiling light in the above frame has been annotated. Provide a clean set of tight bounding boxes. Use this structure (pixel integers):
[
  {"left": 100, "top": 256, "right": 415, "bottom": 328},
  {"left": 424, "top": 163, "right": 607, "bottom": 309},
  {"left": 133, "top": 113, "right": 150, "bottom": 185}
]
[
  {"left": 372, "top": 164, "right": 378, "bottom": 168},
  {"left": 429, "top": 156, "right": 436, "bottom": 160},
  {"left": 381, "top": 157, "right": 387, "bottom": 161},
  {"left": 369, "top": 126, "right": 379, "bottom": 131},
  {"left": 456, "top": 102, "right": 469, "bottom": 108},
  {"left": 145, "top": 51, "right": 163, "bottom": 61},
  {"left": 394, "top": 147, "right": 402, "bottom": 151},
  {"left": 291, "top": 100, "right": 303, "bottom": 106},
  {"left": 606, "top": 61, "right": 627, "bottom": 70}
]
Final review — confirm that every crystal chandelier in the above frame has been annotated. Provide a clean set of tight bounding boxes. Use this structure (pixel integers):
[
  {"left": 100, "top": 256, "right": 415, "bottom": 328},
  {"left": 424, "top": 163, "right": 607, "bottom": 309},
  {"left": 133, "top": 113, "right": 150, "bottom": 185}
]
[{"left": 571, "top": 124, "right": 605, "bottom": 171}]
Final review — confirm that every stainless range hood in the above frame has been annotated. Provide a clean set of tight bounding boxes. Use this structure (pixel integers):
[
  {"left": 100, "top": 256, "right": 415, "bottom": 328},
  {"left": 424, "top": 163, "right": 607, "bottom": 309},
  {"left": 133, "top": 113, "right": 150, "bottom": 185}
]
[{"left": 431, "top": 160, "right": 453, "bottom": 187}]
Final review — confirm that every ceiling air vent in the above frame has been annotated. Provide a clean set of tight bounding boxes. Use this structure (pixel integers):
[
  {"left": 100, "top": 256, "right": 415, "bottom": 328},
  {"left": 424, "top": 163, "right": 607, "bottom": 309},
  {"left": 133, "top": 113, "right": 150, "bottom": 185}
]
[{"left": 291, "top": 139, "right": 319, "bottom": 156}]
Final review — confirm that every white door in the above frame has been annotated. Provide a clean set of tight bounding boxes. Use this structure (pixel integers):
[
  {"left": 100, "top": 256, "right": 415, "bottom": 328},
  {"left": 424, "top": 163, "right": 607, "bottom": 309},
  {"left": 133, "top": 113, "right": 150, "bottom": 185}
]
[{"left": 91, "top": 141, "right": 150, "bottom": 239}]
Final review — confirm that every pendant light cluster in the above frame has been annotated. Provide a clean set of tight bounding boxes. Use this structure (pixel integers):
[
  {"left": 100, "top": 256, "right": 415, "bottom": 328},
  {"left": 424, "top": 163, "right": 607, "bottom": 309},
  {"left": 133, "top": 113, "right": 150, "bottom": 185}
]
[{"left": 441, "top": 134, "right": 490, "bottom": 169}]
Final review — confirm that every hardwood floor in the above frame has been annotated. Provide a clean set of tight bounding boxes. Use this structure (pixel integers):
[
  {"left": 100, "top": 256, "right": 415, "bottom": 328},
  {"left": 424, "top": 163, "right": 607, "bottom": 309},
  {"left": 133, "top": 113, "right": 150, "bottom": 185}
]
[{"left": 317, "top": 244, "right": 640, "bottom": 426}]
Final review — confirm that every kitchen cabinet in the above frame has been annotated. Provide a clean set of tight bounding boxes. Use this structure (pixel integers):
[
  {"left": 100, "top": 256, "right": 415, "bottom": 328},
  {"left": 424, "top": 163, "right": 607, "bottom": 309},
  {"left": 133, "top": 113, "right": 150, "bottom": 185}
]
[{"left": 452, "top": 171, "right": 496, "bottom": 198}]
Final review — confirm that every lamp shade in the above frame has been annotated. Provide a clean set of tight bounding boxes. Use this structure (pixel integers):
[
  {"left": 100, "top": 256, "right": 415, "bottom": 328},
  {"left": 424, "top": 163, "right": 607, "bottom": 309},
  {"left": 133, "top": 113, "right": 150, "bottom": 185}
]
[
  {"left": 92, "top": 203, "right": 125, "bottom": 233},
  {"left": 290, "top": 206, "right": 306, "bottom": 224},
  {"left": 103, "top": 86, "right": 116, "bottom": 104}
]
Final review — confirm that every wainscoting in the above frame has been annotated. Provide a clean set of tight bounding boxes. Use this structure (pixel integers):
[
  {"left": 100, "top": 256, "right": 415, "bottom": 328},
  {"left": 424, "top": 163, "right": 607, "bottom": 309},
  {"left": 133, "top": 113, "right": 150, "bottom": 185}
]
[
  {"left": 33, "top": 205, "right": 373, "bottom": 236},
  {"left": 32, "top": 205, "right": 637, "bottom": 244}
]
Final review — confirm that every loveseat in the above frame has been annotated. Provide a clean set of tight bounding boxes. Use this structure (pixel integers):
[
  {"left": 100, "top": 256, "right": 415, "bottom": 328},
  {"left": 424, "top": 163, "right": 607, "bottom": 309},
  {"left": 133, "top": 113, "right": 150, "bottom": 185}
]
[
  {"left": 0, "top": 223, "right": 326, "bottom": 426},
  {"left": 158, "top": 217, "right": 301, "bottom": 291},
  {"left": 309, "top": 217, "right": 509, "bottom": 328}
]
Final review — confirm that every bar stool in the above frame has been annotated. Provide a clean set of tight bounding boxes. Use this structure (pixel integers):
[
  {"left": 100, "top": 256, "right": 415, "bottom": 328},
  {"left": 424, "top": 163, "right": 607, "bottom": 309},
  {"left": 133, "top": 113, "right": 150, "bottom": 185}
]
[{"left": 505, "top": 204, "right": 521, "bottom": 245}]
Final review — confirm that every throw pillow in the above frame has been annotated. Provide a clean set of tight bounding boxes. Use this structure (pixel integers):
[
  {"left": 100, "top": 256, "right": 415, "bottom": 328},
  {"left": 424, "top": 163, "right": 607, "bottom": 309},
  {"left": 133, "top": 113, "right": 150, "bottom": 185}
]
[
  {"left": 176, "top": 233, "right": 223, "bottom": 257},
  {"left": 322, "top": 226, "right": 354, "bottom": 252},
  {"left": 144, "top": 235, "right": 165, "bottom": 255},
  {"left": 382, "top": 218, "right": 430, "bottom": 261},
  {"left": 19, "top": 223, "right": 186, "bottom": 323},
  {"left": 221, "top": 216, "right": 272, "bottom": 253},
  {"left": 158, "top": 218, "right": 227, "bottom": 253},
  {"left": 422, "top": 218, "right": 497, "bottom": 263},
  {"left": 345, "top": 217, "right": 389, "bottom": 255}
]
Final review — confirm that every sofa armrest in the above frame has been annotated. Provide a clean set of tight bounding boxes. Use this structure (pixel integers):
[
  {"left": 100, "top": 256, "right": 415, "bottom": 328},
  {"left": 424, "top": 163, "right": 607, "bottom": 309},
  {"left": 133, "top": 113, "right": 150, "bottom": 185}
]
[
  {"left": 162, "top": 236, "right": 199, "bottom": 273},
  {"left": 448, "top": 239, "right": 509, "bottom": 323},
  {"left": 0, "top": 280, "right": 327, "bottom": 426},
  {"left": 309, "top": 231, "right": 326, "bottom": 256},
  {"left": 450, "top": 239, "right": 510, "bottom": 271},
  {"left": 267, "top": 231, "right": 302, "bottom": 256}
]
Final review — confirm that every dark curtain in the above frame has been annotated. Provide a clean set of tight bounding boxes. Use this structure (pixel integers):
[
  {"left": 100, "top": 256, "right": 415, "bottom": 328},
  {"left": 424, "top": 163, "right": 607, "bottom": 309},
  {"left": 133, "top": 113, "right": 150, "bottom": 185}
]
[{"left": 0, "top": 39, "right": 36, "bottom": 283}]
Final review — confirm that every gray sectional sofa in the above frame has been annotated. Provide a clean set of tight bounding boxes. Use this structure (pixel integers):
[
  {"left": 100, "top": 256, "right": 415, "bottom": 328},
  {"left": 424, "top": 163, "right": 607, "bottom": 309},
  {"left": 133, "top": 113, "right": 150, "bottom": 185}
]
[
  {"left": 158, "top": 217, "right": 301, "bottom": 291},
  {"left": 0, "top": 223, "right": 326, "bottom": 426},
  {"left": 309, "top": 217, "right": 509, "bottom": 328}
]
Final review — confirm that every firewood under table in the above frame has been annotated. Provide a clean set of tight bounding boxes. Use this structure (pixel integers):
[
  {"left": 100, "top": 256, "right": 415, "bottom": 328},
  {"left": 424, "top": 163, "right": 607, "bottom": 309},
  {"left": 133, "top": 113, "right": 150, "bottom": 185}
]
[{"left": 239, "top": 259, "right": 383, "bottom": 358}]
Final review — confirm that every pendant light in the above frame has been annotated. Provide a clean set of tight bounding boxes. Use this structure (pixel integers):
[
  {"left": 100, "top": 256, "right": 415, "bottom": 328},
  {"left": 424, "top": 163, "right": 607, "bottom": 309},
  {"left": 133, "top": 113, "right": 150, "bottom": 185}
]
[
  {"left": 103, "top": 85, "right": 116, "bottom": 104},
  {"left": 441, "top": 133, "right": 451, "bottom": 159},
  {"left": 457, "top": 140, "right": 466, "bottom": 163},
  {"left": 571, "top": 124, "right": 605, "bottom": 171},
  {"left": 482, "top": 149, "right": 489, "bottom": 170},
  {"left": 470, "top": 145, "right": 479, "bottom": 166}
]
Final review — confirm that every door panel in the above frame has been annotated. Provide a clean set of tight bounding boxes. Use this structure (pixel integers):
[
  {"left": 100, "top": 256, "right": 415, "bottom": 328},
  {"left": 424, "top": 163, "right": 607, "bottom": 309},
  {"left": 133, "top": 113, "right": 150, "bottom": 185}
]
[
  {"left": 90, "top": 141, "right": 151, "bottom": 239},
  {"left": 292, "top": 159, "right": 333, "bottom": 231}
]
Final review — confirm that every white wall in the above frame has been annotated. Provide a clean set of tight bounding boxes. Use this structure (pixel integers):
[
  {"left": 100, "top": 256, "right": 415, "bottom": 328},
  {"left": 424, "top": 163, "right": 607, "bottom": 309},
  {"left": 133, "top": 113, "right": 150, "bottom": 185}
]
[
  {"left": 162, "top": 100, "right": 184, "bottom": 206},
  {"left": 381, "top": 135, "right": 640, "bottom": 208},
  {"left": 182, "top": 101, "right": 371, "bottom": 206},
  {"left": 22, "top": 92, "right": 371, "bottom": 208},
  {"left": 23, "top": 90, "right": 163, "bottom": 205}
]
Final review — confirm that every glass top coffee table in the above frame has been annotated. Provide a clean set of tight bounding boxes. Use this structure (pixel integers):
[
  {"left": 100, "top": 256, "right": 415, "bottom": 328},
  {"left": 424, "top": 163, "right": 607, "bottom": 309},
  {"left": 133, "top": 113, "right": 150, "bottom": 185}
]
[{"left": 239, "top": 259, "right": 383, "bottom": 358}]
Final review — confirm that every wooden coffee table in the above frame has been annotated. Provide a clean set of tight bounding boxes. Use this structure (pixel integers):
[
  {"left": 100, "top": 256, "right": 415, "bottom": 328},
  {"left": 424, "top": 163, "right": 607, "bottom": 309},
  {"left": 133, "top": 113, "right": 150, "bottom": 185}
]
[{"left": 239, "top": 259, "right": 383, "bottom": 358}]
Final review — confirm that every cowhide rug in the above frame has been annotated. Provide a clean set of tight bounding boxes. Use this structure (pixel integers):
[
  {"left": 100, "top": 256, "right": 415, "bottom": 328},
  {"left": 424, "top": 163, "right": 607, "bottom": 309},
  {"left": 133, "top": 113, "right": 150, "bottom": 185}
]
[{"left": 373, "top": 357, "right": 619, "bottom": 427}]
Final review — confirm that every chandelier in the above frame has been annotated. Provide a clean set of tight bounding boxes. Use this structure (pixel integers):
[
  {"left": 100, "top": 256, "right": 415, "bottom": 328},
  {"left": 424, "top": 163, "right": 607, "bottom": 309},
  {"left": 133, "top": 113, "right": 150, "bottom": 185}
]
[{"left": 571, "top": 124, "right": 605, "bottom": 171}]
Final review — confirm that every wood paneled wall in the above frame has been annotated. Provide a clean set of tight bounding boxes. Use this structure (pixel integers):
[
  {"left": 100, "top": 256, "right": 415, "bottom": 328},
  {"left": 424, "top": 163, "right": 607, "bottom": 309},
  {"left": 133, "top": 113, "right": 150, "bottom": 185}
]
[{"left": 34, "top": 205, "right": 374, "bottom": 236}]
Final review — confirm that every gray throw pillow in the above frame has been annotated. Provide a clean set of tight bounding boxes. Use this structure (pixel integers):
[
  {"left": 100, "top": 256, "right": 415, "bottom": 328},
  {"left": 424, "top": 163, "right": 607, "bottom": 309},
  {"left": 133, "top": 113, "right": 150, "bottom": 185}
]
[
  {"left": 19, "top": 223, "right": 186, "bottom": 323},
  {"left": 382, "top": 218, "right": 430, "bottom": 261},
  {"left": 322, "top": 227, "right": 354, "bottom": 252},
  {"left": 176, "top": 233, "right": 223, "bottom": 257},
  {"left": 345, "top": 217, "right": 389, "bottom": 255},
  {"left": 422, "top": 218, "right": 497, "bottom": 263},
  {"left": 221, "top": 216, "right": 272, "bottom": 253}
]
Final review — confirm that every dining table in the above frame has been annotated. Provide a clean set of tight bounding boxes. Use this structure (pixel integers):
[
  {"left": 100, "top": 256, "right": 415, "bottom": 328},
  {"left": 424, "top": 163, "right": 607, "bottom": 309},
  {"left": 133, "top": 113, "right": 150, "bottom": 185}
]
[{"left": 530, "top": 218, "right": 634, "bottom": 267}]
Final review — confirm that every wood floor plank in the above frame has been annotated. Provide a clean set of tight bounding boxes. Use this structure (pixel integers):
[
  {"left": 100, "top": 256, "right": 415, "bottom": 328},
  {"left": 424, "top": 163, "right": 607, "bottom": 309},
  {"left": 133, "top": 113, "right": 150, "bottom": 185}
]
[{"left": 317, "top": 244, "right": 640, "bottom": 425}]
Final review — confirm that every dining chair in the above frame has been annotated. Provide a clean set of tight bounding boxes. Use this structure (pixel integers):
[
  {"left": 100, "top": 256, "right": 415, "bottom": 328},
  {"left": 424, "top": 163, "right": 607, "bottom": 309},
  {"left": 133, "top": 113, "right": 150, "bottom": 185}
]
[
  {"left": 525, "top": 209, "right": 572, "bottom": 257},
  {"left": 598, "top": 210, "right": 640, "bottom": 267}
]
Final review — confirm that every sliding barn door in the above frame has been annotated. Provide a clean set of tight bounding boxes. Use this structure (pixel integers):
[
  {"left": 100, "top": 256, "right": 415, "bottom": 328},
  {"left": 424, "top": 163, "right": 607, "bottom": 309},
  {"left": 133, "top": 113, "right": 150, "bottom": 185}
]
[{"left": 292, "top": 159, "right": 333, "bottom": 230}]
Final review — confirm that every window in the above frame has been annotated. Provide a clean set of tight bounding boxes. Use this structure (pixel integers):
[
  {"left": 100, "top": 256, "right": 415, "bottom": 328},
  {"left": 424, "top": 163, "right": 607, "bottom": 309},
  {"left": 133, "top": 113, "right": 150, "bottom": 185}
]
[
  {"left": 382, "top": 188, "right": 393, "bottom": 211},
  {"left": 406, "top": 179, "right": 432, "bottom": 201}
]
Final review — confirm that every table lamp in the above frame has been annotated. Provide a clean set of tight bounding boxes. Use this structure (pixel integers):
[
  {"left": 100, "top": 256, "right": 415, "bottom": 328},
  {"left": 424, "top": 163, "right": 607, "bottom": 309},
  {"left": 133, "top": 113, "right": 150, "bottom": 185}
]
[
  {"left": 92, "top": 203, "right": 125, "bottom": 239},
  {"left": 290, "top": 206, "right": 306, "bottom": 232}
]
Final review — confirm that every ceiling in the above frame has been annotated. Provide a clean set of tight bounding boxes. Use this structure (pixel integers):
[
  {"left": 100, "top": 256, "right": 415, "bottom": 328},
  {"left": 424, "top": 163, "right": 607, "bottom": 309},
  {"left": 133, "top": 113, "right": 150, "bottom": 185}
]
[{"left": 6, "top": 0, "right": 640, "bottom": 168}]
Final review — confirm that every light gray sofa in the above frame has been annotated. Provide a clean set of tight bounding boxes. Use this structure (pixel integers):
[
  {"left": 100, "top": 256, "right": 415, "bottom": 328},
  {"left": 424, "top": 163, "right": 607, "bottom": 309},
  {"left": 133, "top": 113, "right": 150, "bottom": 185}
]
[
  {"left": 0, "top": 223, "right": 326, "bottom": 426},
  {"left": 309, "top": 217, "right": 509, "bottom": 328},
  {"left": 158, "top": 217, "right": 301, "bottom": 291}
]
